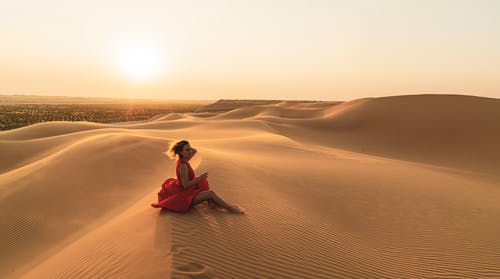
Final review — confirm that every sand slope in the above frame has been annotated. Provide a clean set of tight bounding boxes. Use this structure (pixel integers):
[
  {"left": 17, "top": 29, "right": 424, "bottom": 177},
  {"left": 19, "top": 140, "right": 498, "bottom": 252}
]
[{"left": 1, "top": 94, "right": 499, "bottom": 278}]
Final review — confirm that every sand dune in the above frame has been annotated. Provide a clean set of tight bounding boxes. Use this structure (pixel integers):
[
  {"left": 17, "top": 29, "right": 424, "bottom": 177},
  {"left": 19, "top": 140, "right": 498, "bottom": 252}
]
[
  {"left": 1, "top": 94, "right": 499, "bottom": 278},
  {"left": 0, "top": 121, "right": 109, "bottom": 141},
  {"left": 256, "top": 94, "right": 500, "bottom": 176}
]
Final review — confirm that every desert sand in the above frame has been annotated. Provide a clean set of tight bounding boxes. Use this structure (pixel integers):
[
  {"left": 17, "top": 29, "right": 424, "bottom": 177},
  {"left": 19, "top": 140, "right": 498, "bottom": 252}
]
[{"left": 1, "top": 94, "right": 499, "bottom": 278}]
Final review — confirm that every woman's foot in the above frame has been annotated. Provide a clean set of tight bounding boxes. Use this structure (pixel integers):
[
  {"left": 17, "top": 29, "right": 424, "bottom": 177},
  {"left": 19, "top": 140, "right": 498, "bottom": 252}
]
[{"left": 227, "top": 205, "right": 244, "bottom": 214}]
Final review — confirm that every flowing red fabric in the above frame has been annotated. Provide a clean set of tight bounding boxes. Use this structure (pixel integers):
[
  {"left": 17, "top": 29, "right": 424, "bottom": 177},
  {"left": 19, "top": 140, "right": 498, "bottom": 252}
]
[{"left": 150, "top": 158, "right": 210, "bottom": 212}]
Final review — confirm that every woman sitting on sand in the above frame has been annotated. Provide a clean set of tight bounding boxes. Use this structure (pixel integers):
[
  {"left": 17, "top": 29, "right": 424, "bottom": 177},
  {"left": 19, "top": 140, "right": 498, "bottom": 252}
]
[{"left": 151, "top": 140, "right": 244, "bottom": 214}]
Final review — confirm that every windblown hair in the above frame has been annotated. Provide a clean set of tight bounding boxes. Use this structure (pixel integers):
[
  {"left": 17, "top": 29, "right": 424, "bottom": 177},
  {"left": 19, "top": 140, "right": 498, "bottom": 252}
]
[{"left": 166, "top": 140, "right": 190, "bottom": 159}]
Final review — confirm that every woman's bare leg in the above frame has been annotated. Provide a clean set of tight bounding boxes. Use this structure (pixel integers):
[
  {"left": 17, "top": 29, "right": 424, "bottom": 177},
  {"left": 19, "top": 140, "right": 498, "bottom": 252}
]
[
  {"left": 192, "top": 190, "right": 244, "bottom": 214},
  {"left": 191, "top": 190, "right": 213, "bottom": 205},
  {"left": 207, "top": 199, "right": 217, "bottom": 208}
]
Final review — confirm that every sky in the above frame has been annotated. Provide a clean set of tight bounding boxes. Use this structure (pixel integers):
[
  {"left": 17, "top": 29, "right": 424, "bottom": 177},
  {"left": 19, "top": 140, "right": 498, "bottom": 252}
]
[{"left": 1, "top": 0, "right": 499, "bottom": 101}]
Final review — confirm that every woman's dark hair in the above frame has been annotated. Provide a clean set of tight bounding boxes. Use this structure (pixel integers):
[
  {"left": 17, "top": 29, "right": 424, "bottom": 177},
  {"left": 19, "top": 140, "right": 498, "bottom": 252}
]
[{"left": 167, "top": 140, "right": 190, "bottom": 159}]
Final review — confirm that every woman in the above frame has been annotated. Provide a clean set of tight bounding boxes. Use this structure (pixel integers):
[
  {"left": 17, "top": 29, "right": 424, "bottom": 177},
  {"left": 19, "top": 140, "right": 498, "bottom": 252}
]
[{"left": 151, "top": 140, "right": 244, "bottom": 214}]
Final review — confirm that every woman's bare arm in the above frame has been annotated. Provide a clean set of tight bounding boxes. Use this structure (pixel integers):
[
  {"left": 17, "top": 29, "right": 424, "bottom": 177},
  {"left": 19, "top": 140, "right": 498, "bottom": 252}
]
[{"left": 179, "top": 163, "right": 199, "bottom": 189}]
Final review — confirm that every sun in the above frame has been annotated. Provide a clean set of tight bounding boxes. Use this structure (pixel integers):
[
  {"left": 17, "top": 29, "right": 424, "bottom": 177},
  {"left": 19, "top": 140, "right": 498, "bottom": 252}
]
[{"left": 114, "top": 41, "right": 165, "bottom": 82}]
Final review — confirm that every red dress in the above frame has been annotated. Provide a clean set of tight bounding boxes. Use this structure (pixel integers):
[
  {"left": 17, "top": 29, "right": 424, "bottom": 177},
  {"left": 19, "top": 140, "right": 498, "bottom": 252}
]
[{"left": 151, "top": 158, "right": 210, "bottom": 212}]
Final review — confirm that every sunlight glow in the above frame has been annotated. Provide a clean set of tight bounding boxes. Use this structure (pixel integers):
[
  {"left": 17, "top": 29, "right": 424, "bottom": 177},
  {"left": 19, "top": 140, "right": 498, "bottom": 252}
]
[{"left": 114, "top": 41, "right": 165, "bottom": 82}]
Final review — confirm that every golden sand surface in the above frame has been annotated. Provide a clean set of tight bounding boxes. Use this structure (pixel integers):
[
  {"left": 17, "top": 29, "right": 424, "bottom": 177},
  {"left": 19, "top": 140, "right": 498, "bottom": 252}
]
[{"left": 1, "top": 94, "right": 499, "bottom": 278}]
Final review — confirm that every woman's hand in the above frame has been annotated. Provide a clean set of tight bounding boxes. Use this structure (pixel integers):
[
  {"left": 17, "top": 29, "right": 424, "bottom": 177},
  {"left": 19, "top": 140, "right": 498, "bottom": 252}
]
[
  {"left": 194, "top": 172, "right": 207, "bottom": 189},
  {"left": 198, "top": 172, "right": 208, "bottom": 181}
]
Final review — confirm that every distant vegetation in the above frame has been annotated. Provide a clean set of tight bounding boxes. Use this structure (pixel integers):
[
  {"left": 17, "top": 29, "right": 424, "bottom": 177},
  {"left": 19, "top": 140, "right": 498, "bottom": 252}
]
[{"left": 0, "top": 102, "right": 209, "bottom": 131}]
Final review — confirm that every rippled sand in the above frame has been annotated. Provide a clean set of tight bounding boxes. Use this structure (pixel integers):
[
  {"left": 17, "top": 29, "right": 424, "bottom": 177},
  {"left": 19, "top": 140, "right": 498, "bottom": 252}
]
[{"left": 1, "top": 94, "right": 499, "bottom": 278}]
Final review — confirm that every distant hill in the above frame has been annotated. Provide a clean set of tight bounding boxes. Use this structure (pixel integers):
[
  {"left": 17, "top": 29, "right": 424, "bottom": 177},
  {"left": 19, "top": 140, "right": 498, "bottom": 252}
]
[{"left": 195, "top": 99, "right": 339, "bottom": 112}]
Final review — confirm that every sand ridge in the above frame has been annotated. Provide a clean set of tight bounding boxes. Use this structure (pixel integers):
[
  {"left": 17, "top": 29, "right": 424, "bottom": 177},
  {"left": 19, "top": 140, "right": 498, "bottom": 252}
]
[{"left": 1, "top": 94, "right": 499, "bottom": 278}]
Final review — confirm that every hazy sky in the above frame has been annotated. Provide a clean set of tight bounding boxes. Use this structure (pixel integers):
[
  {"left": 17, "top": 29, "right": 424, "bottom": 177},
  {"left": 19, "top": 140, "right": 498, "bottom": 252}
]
[{"left": 1, "top": 0, "right": 499, "bottom": 101}]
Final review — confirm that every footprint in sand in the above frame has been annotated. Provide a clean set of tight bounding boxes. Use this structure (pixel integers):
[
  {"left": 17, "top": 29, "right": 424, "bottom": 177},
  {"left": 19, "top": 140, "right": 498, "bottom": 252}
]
[
  {"left": 170, "top": 244, "right": 190, "bottom": 255},
  {"left": 174, "top": 262, "right": 210, "bottom": 277}
]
